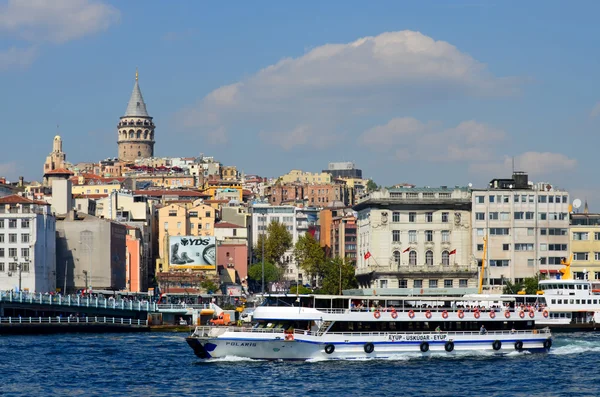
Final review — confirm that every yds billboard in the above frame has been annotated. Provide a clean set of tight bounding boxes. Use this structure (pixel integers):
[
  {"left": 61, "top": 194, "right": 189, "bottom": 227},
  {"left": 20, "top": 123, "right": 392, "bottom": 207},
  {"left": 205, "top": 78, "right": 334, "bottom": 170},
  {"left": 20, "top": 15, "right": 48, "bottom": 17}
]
[{"left": 169, "top": 236, "right": 216, "bottom": 269}]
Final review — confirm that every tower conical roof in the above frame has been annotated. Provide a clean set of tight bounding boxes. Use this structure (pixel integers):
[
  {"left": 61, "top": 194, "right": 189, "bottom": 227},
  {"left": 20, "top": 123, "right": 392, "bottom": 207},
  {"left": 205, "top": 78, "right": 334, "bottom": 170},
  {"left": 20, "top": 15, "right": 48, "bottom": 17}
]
[{"left": 124, "top": 71, "right": 149, "bottom": 117}]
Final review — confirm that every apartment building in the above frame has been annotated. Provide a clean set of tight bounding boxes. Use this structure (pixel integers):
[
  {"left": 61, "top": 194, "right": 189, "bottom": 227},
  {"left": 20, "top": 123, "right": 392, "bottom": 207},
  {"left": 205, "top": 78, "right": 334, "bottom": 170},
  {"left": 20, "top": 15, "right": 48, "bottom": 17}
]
[
  {"left": 471, "top": 172, "right": 570, "bottom": 291},
  {"left": 569, "top": 213, "right": 600, "bottom": 281}
]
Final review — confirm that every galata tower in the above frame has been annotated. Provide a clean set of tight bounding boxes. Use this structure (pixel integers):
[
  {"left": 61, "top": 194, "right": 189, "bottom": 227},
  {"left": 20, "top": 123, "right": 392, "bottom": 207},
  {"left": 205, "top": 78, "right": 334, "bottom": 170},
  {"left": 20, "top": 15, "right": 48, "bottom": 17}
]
[{"left": 117, "top": 69, "right": 155, "bottom": 162}]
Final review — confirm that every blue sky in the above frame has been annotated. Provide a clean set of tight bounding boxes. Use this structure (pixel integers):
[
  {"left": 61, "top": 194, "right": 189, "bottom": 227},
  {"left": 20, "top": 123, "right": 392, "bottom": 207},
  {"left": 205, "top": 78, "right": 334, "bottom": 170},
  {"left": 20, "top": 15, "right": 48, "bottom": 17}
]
[{"left": 1, "top": 0, "right": 599, "bottom": 206}]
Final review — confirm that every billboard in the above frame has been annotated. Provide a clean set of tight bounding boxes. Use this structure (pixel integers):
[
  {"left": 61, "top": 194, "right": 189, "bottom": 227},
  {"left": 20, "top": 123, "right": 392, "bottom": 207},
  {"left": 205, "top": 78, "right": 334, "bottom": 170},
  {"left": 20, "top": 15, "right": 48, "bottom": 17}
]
[{"left": 169, "top": 236, "right": 216, "bottom": 270}]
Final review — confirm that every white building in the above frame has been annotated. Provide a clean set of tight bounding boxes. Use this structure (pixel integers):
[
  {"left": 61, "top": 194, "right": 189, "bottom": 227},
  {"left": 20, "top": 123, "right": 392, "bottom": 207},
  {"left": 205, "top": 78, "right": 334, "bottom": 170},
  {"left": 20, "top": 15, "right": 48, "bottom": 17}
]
[
  {"left": 0, "top": 195, "right": 56, "bottom": 292},
  {"left": 471, "top": 172, "right": 570, "bottom": 292},
  {"left": 355, "top": 187, "right": 477, "bottom": 293}
]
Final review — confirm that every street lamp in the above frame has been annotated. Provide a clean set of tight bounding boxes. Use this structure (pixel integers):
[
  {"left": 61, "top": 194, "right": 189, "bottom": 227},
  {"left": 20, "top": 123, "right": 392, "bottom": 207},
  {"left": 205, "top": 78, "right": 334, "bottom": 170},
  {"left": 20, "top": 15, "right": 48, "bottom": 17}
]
[
  {"left": 13, "top": 257, "right": 23, "bottom": 292},
  {"left": 261, "top": 215, "right": 265, "bottom": 295},
  {"left": 79, "top": 241, "right": 92, "bottom": 291}
]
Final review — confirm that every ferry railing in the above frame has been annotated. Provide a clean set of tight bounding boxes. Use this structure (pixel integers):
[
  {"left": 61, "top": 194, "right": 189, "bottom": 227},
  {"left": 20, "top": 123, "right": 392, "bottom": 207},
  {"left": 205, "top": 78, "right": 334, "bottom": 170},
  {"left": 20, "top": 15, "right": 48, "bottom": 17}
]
[
  {"left": 194, "top": 326, "right": 286, "bottom": 334},
  {"left": 156, "top": 304, "right": 211, "bottom": 310},
  {"left": 292, "top": 328, "right": 552, "bottom": 337},
  {"left": 0, "top": 291, "right": 156, "bottom": 312},
  {"left": 0, "top": 316, "right": 148, "bottom": 326}
]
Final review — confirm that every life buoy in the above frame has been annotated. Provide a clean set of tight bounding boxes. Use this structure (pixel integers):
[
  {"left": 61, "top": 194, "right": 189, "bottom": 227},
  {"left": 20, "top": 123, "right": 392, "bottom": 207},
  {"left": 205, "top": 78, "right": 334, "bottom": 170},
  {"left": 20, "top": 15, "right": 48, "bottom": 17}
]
[
  {"left": 529, "top": 310, "right": 535, "bottom": 319},
  {"left": 458, "top": 310, "right": 464, "bottom": 319},
  {"left": 444, "top": 341, "right": 454, "bottom": 352},
  {"left": 324, "top": 344, "right": 335, "bottom": 354},
  {"left": 543, "top": 339, "right": 552, "bottom": 349},
  {"left": 504, "top": 311, "right": 511, "bottom": 319},
  {"left": 492, "top": 340, "right": 502, "bottom": 351},
  {"left": 364, "top": 342, "right": 374, "bottom": 354},
  {"left": 474, "top": 310, "right": 480, "bottom": 319},
  {"left": 420, "top": 341, "right": 429, "bottom": 353},
  {"left": 374, "top": 311, "right": 381, "bottom": 319},
  {"left": 408, "top": 310, "right": 415, "bottom": 319},
  {"left": 489, "top": 311, "right": 496, "bottom": 319},
  {"left": 425, "top": 310, "right": 432, "bottom": 319},
  {"left": 514, "top": 341, "right": 523, "bottom": 351},
  {"left": 391, "top": 311, "right": 398, "bottom": 319},
  {"left": 285, "top": 334, "right": 294, "bottom": 341},
  {"left": 442, "top": 311, "right": 449, "bottom": 319},
  {"left": 543, "top": 310, "right": 549, "bottom": 318},
  {"left": 519, "top": 311, "right": 525, "bottom": 319}
]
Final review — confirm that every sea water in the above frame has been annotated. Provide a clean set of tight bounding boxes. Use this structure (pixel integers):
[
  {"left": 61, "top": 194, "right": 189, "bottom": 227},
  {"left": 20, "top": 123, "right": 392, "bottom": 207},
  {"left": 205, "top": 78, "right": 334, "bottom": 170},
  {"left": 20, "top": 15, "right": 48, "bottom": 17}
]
[{"left": 1, "top": 332, "right": 599, "bottom": 396}]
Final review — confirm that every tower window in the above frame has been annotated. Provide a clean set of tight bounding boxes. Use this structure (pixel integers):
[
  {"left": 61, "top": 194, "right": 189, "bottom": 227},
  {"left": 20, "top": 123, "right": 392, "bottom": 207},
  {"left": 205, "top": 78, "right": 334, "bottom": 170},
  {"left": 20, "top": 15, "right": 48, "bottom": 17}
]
[{"left": 138, "top": 151, "right": 141, "bottom": 156}]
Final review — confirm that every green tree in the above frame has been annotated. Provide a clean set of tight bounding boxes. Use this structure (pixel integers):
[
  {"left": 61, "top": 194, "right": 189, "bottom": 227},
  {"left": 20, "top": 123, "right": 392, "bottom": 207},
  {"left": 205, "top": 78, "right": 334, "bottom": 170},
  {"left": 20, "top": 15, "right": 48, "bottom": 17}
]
[
  {"left": 502, "top": 275, "right": 540, "bottom": 295},
  {"left": 248, "top": 261, "right": 282, "bottom": 285},
  {"left": 366, "top": 179, "right": 378, "bottom": 192},
  {"left": 289, "top": 285, "right": 312, "bottom": 294},
  {"left": 293, "top": 232, "right": 325, "bottom": 283},
  {"left": 319, "top": 257, "right": 358, "bottom": 295},
  {"left": 200, "top": 280, "right": 219, "bottom": 294},
  {"left": 254, "top": 220, "right": 293, "bottom": 267}
]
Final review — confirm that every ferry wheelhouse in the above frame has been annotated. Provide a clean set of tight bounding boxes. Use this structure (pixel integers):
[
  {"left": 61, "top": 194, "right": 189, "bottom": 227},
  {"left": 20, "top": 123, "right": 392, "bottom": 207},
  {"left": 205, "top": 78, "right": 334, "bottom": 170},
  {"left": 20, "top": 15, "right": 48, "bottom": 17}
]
[{"left": 186, "top": 294, "right": 552, "bottom": 360}]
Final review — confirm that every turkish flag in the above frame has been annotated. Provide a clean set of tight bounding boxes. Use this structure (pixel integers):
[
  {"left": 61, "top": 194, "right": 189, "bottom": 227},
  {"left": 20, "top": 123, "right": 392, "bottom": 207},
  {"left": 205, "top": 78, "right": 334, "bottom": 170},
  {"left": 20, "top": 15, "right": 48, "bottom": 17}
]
[
  {"left": 449, "top": 249, "right": 457, "bottom": 255},
  {"left": 402, "top": 247, "right": 410, "bottom": 253},
  {"left": 364, "top": 251, "right": 372, "bottom": 260}
]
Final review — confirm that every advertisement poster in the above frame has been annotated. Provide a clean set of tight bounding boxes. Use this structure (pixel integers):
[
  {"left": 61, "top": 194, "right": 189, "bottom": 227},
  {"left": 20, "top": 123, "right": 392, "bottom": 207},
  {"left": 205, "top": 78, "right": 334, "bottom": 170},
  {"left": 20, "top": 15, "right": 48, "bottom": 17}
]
[{"left": 169, "top": 236, "right": 216, "bottom": 269}]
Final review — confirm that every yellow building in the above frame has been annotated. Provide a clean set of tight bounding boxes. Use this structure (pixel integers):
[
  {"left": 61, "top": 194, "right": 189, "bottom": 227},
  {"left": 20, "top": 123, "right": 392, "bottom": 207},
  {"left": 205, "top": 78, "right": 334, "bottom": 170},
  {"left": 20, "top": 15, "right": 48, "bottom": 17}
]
[
  {"left": 280, "top": 169, "right": 332, "bottom": 184},
  {"left": 220, "top": 166, "right": 239, "bottom": 181},
  {"left": 156, "top": 199, "right": 216, "bottom": 272},
  {"left": 569, "top": 213, "right": 600, "bottom": 281},
  {"left": 130, "top": 174, "right": 195, "bottom": 189},
  {"left": 202, "top": 180, "right": 243, "bottom": 201},
  {"left": 69, "top": 174, "right": 131, "bottom": 195}
]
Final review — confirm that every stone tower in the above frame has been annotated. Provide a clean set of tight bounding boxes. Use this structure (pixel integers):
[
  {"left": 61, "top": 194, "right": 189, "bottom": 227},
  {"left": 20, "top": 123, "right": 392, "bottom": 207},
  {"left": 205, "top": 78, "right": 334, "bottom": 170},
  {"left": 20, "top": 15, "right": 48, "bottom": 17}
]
[
  {"left": 43, "top": 135, "right": 67, "bottom": 173},
  {"left": 117, "top": 70, "right": 155, "bottom": 162}
]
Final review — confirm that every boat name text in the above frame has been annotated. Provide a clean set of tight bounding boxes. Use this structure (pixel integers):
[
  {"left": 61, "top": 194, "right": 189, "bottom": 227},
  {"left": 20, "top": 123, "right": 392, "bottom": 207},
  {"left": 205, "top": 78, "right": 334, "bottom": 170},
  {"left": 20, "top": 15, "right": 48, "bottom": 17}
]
[{"left": 388, "top": 334, "right": 448, "bottom": 341}]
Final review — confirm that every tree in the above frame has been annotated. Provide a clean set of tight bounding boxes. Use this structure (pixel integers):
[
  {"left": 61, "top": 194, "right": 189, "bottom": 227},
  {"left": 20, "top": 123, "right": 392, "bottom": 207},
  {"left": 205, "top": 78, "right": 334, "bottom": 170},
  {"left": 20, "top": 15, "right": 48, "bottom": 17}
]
[
  {"left": 289, "top": 285, "right": 312, "bottom": 294},
  {"left": 254, "top": 220, "right": 293, "bottom": 267},
  {"left": 319, "top": 257, "right": 358, "bottom": 295},
  {"left": 502, "top": 275, "right": 540, "bottom": 295},
  {"left": 248, "top": 261, "right": 281, "bottom": 285},
  {"left": 293, "top": 232, "right": 325, "bottom": 283},
  {"left": 201, "top": 280, "right": 219, "bottom": 294},
  {"left": 366, "top": 179, "right": 378, "bottom": 192}
]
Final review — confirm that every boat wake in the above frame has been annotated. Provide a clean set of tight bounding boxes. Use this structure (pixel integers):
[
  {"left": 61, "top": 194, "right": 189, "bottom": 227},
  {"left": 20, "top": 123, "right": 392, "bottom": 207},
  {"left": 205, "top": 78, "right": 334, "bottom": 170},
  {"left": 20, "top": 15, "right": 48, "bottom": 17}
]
[
  {"left": 197, "top": 355, "right": 266, "bottom": 363},
  {"left": 549, "top": 342, "right": 600, "bottom": 356}
]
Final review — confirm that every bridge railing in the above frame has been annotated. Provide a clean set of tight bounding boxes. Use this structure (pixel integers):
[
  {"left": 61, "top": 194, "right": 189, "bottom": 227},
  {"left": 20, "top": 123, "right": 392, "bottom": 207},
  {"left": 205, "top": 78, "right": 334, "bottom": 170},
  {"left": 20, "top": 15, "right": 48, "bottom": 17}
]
[
  {"left": 156, "top": 304, "right": 212, "bottom": 310},
  {"left": 0, "top": 292, "right": 156, "bottom": 312},
  {"left": 0, "top": 316, "right": 148, "bottom": 326}
]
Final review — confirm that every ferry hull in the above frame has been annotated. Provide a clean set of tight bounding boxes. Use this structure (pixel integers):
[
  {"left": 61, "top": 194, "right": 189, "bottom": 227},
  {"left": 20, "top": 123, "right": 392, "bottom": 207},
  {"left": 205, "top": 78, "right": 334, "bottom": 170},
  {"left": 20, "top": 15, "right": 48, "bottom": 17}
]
[{"left": 186, "top": 335, "right": 551, "bottom": 360}]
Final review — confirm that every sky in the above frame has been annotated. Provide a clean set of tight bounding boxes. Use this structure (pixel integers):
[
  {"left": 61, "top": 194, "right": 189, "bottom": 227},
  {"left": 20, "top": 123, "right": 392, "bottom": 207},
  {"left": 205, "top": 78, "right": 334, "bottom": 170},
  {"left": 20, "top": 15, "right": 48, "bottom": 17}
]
[{"left": 1, "top": 0, "right": 600, "bottom": 207}]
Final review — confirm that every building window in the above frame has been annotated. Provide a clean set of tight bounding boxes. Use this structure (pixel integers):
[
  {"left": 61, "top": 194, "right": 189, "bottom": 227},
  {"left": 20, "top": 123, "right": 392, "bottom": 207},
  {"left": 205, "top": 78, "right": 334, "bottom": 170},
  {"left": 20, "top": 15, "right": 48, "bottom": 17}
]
[
  {"left": 489, "top": 195, "right": 495, "bottom": 203},
  {"left": 21, "top": 220, "right": 30, "bottom": 228},
  {"left": 574, "top": 252, "right": 589, "bottom": 261},
  {"left": 21, "top": 248, "right": 29, "bottom": 258},
  {"left": 409, "top": 212, "right": 416, "bottom": 222},
  {"left": 408, "top": 230, "right": 416, "bottom": 243},
  {"left": 177, "top": 222, "right": 181, "bottom": 229},
  {"left": 8, "top": 248, "right": 17, "bottom": 257},
  {"left": 429, "top": 279, "right": 438, "bottom": 288},
  {"left": 476, "top": 196, "right": 484, "bottom": 204},
  {"left": 392, "top": 212, "right": 400, "bottom": 222},
  {"left": 399, "top": 280, "right": 408, "bottom": 288},
  {"left": 444, "top": 279, "right": 453, "bottom": 288},
  {"left": 409, "top": 251, "right": 417, "bottom": 266},
  {"left": 489, "top": 259, "right": 510, "bottom": 267},
  {"left": 502, "top": 244, "right": 510, "bottom": 251},
  {"left": 526, "top": 212, "right": 534, "bottom": 220},
  {"left": 475, "top": 212, "right": 485, "bottom": 221},
  {"left": 538, "top": 195, "right": 547, "bottom": 203},
  {"left": 413, "top": 279, "right": 423, "bottom": 288},
  {"left": 515, "top": 243, "right": 534, "bottom": 251},
  {"left": 527, "top": 259, "right": 534, "bottom": 267},
  {"left": 477, "top": 244, "right": 483, "bottom": 251},
  {"left": 539, "top": 213, "right": 547, "bottom": 220},
  {"left": 392, "top": 230, "right": 400, "bottom": 242},
  {"left": 393, "top": 251, "right": 400, "bottom": 265},
  {"left": 425, "top": 212, "right": 433, "bottom": 222},
  {"left": 8, "top": 219, "right": 17, "bottom": 228},
  {"left": 514, "top": 195, "right": 520, "bottom": 203},
  {"left": 0, "top": 263, "right": 3, "bottom": 272},
  {"left": 488, "top": 212, "right": 498, "bottom": 220},
  {"left": 573, "top": 232, "right": 589, "bottom": 241},
  {"left": 549, "top": 244, "right": 567, "bottom": 251},
  {"left": 21, "top": 234, "right": 29, "bottom": 243},
  {"left": 205, "top": 211, "right": 211, "bottom": 218},
  {"left": 595, "top": 232, "right": 600, "bottom": 241},
  {"left": 163, "top": 222, "right": 168, "bottom": 230},
  {"left": 205, "top": 223, "right": 210, "bottom": 230},
  {"left": 425, "top": 230, "right": 433, "bottom": 242},
  {"left": 490, "top": 228, "right": 509, "bottom": 235},
  {"left": 442, "top": 250, "right": 449, "bottom": 266},
  {"left": 9, "top": 234, "right": 17, "bottom": 243},
  {"left": 441, "top": 230, "right": 450, "bottom": 242},
  {"left": 0, "top": 248, "right": 3, "bottom": 257},
  {"left": 477, "top": 228, "right": 484, "bottom": 236},
  {"left": 459, "top": 279, "right": 468, "bottom": 288},
  {"left": 425, "top": 250, "right": 433, "bottom": 265},
  {"left": 0, "top": 220, "right": 3, "bottom": 228},
  {"left": 514, "top": 212, "right": 524, "bottom": 220}
]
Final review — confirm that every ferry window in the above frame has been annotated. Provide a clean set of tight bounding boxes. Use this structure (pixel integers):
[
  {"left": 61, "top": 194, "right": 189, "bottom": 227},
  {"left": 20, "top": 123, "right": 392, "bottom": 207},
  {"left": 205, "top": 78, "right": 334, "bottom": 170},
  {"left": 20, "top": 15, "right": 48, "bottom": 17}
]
[
  {"left": 594, "top": 300, "right": 598, "bottom": 304},
  {"left": 577, "top": 285, "right": 582, "bottom": 290},
  {"left": 551, "top": 299, "right": 556, "bottom": 304},
  {"left": 584, "top": 285, "right": 589, "bottom": 290},
  {"left": 567, "top": 313, "right": 571, "bottom": 318},
  {"left": 576, "top": 300, "right": 580, "bottom": 304},
  {"left": 569, "top": 285, "right": 575, "bottom": 289},
  {"left": 570, "top": 300, "right": 574, "bottom": 304},
  {"left": 588, "top": 300, "right": 592, "bottom": 304}
]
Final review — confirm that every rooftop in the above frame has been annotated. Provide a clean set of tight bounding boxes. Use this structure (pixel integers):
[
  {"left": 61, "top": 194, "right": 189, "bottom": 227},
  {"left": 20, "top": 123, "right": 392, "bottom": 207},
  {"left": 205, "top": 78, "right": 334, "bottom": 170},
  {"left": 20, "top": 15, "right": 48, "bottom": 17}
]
[
  {"left": 215, "top": 221, "right": 243, "bottom": 229},
  {"left": 0, "top": 194, "right": 48, "bottom": 205},
  {"left": 44, "top": 168, "right": 74, "bottom": 175},
  {"left": 123, "top": 72, "right": 149, "bottom": 118}
]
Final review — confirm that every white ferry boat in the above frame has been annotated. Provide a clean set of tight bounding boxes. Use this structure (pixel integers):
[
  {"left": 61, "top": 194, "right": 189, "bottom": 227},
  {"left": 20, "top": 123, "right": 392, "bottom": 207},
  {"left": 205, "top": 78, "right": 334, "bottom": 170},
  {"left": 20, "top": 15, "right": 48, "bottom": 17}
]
[{"left": 186, "top": 294, "right": 552, "bottom": 360}]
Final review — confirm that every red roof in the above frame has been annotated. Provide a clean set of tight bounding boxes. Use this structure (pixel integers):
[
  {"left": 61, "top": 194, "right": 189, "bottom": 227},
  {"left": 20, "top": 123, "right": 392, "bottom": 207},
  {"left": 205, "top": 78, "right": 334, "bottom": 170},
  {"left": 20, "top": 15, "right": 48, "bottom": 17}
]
[
  {"left": 73, "top": 194, "right": 109, "bottom": 199},
  {"left": 242, "top": 189, "right": 253, "bottom": 195},
  {"left": 205, "top": 199, "right": 229, "bottom": 204},
  {"left": 0, "top": 194, "right": 48, "bottom": 205},
  {"left": 214, "top": 221, "right": 243, "bottom": 229},
  {"left": 133, "top": 189, "right": 206, "bottom": 197},
  {"left": 44, "top": 168, "right": 74, "bottom": 175}
]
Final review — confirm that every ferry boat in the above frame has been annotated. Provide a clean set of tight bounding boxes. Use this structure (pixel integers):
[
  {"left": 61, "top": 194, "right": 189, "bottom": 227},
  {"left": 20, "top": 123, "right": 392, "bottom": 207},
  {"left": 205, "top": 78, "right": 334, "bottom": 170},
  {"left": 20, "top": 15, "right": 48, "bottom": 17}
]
[{"left": 185, "top": 294, "right": 552, "bottom": 360}]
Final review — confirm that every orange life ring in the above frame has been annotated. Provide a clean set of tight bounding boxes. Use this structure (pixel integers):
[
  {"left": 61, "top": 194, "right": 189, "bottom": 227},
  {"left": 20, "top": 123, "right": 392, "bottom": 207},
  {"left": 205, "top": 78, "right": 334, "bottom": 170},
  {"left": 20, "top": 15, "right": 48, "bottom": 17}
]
[
  {"left": 543, "top": 310, "right": 549, "bottom": 318},
  {"left": 374, "top": 311, "right": 381, "bottom": 319},
  {"left": 391, "top": 311, "right": 398, "bottom": 319},
  {"left": 458, "top": 310, "right": 464, "bottom": 319},
  {"left": 285, "top": 334, "right": 294, "bottom": 341},
  {"left": 425, "top": 310, "right": 432, "bottom": 319},
  {"left": 442, "top": 311, "right": 449, "bottom": 319},
  {"left": 489, "top": 311, "right": 496, "bottom": 319},
  {"left": 529, "top": 310, "right": 535, "bottom": 318},
  {"left": 408, "top": 310, "right": 415, "bottom": 319},
  {"left": 504, "top": 311, "right": 511, "bottom": 319},
  {"left": 474, "top": 310, "right": 480, "bottom": 319},
  {"left": 519, "top": 311, "right": 525, "bottom": 319}
]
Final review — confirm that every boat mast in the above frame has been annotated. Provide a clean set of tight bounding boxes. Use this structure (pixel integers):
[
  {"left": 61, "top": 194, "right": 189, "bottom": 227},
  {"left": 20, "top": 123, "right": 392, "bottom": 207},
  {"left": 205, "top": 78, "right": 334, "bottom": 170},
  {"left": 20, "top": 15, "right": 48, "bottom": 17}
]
[{"left": 478, "top": 236, "right": 488, "bottom": 294}]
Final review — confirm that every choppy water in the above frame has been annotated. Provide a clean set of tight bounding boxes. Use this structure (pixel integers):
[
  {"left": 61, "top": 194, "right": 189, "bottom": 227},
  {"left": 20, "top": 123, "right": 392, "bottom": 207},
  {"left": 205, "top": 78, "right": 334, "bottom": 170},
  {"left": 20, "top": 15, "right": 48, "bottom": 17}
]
[{"left": 1, "top": 332, "right": 599, "bottom": 396}]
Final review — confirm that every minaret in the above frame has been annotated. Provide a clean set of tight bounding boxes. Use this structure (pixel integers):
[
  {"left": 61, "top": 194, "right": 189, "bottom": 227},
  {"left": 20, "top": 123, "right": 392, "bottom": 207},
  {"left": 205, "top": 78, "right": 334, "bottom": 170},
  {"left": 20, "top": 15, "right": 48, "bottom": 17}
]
[{"left": 117, "top": 69, "right": 155, "bottom": 162}]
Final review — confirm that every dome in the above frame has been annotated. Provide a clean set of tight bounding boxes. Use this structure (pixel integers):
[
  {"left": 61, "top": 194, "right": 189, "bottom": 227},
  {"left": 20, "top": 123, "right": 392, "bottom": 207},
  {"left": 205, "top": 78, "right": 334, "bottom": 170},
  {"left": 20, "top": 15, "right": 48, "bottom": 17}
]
[{"left": 54, "top": 135, "right": 61, "bottom": 140}]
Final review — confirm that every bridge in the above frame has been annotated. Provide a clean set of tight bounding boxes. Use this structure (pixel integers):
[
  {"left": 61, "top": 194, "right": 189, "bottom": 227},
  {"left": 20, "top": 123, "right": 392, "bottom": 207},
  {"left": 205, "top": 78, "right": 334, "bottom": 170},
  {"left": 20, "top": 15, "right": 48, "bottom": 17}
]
[{"left": 0, "top": 316, "right": 149, "bottom": 334}]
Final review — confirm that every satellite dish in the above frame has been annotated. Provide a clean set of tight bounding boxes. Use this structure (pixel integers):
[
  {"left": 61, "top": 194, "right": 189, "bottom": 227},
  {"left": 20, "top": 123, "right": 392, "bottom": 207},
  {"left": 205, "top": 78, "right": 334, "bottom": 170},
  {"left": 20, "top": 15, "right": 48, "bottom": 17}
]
[
  {"left": 468, "top": 183, "right": 473, "bottom": 188},
  {"left": 573, "top": 199, "right": 582, "bottom": 209}
]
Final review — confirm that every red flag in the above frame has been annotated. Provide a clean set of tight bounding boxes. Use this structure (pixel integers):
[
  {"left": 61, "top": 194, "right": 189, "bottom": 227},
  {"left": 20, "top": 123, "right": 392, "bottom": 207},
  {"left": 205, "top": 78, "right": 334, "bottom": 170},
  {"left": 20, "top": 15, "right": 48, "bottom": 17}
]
[
  {"left": 402, "top": 247, "right": 410, "bottom": 253},
  {"left": 364, "top": 251, "right": 372, "bottom": 260},
  {"left": 449, "top": 249, "right": 457, "bottom": 255}
]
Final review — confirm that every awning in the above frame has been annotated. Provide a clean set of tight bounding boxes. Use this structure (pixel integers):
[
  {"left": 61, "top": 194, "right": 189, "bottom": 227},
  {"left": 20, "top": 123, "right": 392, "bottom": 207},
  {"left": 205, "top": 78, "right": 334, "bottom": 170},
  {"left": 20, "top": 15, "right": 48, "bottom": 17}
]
[{"left": 540, "top": 269, "right": 560, "bottom": 274}]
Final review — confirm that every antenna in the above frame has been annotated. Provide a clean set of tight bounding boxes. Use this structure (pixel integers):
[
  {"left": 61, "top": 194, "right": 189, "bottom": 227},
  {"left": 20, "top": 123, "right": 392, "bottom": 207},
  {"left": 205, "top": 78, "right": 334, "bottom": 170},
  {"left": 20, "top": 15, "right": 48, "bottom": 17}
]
[
  {"left": 573, "top": 199, "right": 582, "bottom": 209},
  {"left": 512, "top": 156, "right": 515, "bottom": 173}
]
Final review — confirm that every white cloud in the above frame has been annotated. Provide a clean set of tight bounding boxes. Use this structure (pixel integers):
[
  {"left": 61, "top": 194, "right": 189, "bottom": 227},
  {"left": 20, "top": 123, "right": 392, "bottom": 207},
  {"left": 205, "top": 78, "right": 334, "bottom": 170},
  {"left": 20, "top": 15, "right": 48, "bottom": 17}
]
[
  {"left": 205, "top": 126, "right": 228, "bottom": 145},
  {"left": 590, "top": 102, "right": 600, "bottom": 118},
  {"left": 359, "top": 118, "right": 505, "bottom": 162},
  {"left": 178, "top": 30, "right": 517, "bottom": 132},
  {"left": 0, "top": 0, "right": 120, "bottom": 44},
  {"left": 258, "top": 125, "right": 341, "bottom": 151},
  {"left": 471, "top": 152, "right": 577, "bottom": 177},
  {"left": 0, "top": 46, "right": 37, "bottom": 70}
]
